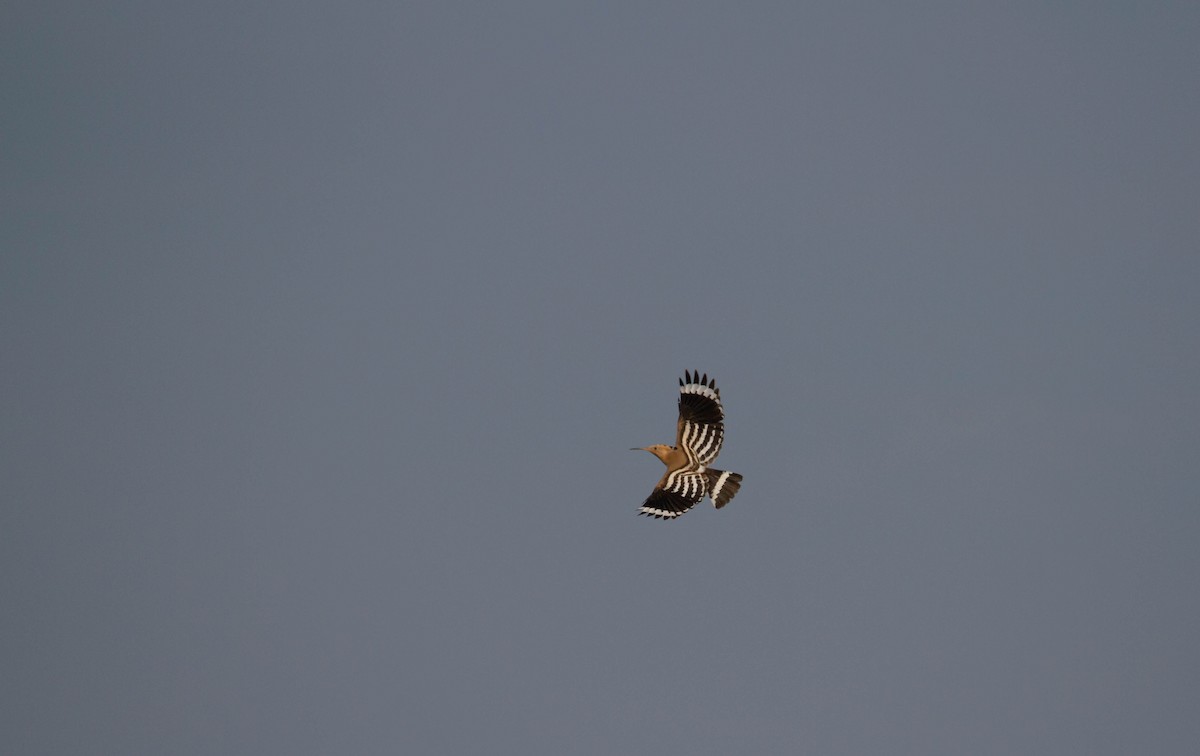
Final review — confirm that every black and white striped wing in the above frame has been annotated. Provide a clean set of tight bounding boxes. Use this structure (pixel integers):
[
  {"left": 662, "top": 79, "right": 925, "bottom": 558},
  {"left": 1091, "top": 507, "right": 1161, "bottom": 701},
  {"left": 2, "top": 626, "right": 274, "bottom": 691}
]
[
  {"left": 675, "top": 370, "right": 725, "bottom": 467},
  {"left": 638, "top": 470, "right": 708, "bottom": 519}
]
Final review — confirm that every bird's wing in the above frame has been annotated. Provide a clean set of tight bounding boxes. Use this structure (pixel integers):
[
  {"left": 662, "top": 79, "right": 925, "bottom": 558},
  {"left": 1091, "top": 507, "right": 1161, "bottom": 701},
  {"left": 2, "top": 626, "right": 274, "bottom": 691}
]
[
  {"left": 675, "top": 370, "right": 725, "bottom": 466},
  {"left": 638, "top": 469, "right": 708, "bottom": 519}
]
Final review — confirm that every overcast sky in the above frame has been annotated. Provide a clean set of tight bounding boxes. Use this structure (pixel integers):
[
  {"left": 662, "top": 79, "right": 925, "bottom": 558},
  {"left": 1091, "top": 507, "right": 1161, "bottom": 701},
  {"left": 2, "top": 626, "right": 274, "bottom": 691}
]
[{"left": 3, "top": 2, "right": 1199, "bottom": 754}]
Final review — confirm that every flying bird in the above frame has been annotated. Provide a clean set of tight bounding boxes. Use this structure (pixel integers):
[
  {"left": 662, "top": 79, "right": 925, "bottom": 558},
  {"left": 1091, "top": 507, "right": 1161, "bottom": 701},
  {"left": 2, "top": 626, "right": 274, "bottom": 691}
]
[{"left": 632, "top": 370, "right": 743, "bottom": 520}]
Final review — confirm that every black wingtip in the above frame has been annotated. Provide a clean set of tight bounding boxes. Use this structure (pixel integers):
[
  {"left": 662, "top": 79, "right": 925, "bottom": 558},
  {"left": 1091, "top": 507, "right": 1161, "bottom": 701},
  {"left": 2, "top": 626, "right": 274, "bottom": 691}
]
[{"left": 681, "top": 370, "right": 719, "bottom": 392}]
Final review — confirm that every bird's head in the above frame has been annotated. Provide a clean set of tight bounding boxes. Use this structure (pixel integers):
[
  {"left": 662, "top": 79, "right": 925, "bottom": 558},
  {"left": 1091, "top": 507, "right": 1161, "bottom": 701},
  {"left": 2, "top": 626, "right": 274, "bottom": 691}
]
[{"left": 631, "top": 444, "right": 674, "bottom": 463}]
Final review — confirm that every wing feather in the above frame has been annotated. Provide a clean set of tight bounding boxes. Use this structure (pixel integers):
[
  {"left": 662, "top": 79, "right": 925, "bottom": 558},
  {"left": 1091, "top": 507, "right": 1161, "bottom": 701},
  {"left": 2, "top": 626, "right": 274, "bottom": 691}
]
[
  {"left": 638, "top": 469, "right": 708, "bottom": 519},
  {"left": 675, "top": 370, "right": 725, "bottom": 466}
]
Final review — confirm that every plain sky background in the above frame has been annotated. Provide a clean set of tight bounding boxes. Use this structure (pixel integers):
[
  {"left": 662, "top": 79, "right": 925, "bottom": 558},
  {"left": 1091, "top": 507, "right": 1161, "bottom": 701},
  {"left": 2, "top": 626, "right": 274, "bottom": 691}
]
[{"left": 3, "top": 2, "right": 1198, "bottom": 754}]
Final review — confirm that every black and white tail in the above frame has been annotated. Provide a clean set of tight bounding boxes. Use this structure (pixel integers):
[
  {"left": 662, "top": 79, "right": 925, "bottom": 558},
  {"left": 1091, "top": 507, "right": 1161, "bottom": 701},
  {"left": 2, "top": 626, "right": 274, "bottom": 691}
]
[{"left": 704, "top": 468, "right": 743, "bottom": 509}]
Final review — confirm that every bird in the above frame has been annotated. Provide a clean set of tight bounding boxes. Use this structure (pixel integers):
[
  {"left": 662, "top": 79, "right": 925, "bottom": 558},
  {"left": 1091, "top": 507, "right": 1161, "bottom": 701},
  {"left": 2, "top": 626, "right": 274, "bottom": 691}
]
[{"left": 632, "top": 370, "right": 743, "bottom": 520}]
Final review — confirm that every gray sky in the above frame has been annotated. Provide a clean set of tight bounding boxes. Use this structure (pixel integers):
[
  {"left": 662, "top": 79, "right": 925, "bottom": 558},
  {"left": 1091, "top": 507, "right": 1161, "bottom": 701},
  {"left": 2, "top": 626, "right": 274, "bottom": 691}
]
[{"left": 3, "top": 2, "right": 1198, "bottom": 754}]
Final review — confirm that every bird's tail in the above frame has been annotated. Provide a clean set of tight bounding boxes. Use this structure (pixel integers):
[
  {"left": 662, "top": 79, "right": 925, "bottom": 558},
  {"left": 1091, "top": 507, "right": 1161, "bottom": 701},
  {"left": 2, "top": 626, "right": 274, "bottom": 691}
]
[{"left": 704, "top": 468, "right": 743, "bottom": 509}]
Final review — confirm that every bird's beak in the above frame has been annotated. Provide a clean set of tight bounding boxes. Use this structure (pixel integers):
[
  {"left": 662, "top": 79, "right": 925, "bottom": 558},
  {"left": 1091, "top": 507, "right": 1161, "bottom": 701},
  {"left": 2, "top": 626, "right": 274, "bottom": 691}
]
[{"left": 630, "top": 447, "right": 645, "bottom": 452}]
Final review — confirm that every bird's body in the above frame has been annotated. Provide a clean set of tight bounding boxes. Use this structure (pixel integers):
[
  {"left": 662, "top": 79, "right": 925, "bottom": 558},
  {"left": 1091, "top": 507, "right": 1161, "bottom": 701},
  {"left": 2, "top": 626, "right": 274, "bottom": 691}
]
[{"left": 633, "top": 371, "right": 743, "bottom": 520}]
